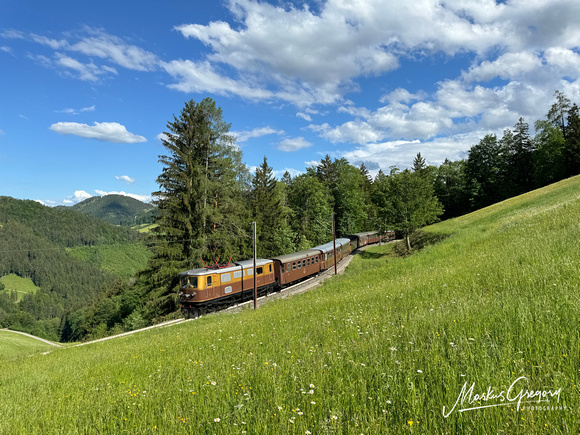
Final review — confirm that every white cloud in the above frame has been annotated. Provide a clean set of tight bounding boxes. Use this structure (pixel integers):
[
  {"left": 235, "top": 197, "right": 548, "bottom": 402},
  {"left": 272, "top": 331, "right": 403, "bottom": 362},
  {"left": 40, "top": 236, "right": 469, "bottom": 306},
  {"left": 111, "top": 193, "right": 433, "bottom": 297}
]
[
  {"left": 278, "top": 137, "right": 312, "bottom": 152},
  {"left": 232, "top": 127, "right": 284, "bottom": 143},
  {"left": 49, "top": 121, "right": 146, "bottom": 143},
  {"left": 94, "top": 190, "right": 151, "bottom": 203},
  {"left": 545, "top": 47, "right": 580, "bottom": 76},
  {"left": 70, "top": 30, "right": 158, "bottom": 71},
  {"left": 116, "top": 175, "right": 135, "bottom": 184},
  {"left": 464, "top": 51, "right": 543, "bottom": 82},
  {"left": 53, "top": 53, "right": 117, "bottom": 81},
  {"left": 272, "top": 167, "right": 303, "bottom": 179},
  {"left": 162, "top": 59, "right": 273, "bottom": 100},
  {"left": 56, "top": 105, "right": 96, "bottom": 115},
  {"left": 296, "top": 112, "right": 312, "bottom": 121}
]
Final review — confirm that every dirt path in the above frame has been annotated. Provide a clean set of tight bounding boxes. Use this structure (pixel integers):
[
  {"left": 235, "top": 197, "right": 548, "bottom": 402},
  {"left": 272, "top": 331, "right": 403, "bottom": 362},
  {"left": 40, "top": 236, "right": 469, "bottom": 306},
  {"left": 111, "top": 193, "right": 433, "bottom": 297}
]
[{"left": 1, "top": 328, "right": 62, "bottom": 347}]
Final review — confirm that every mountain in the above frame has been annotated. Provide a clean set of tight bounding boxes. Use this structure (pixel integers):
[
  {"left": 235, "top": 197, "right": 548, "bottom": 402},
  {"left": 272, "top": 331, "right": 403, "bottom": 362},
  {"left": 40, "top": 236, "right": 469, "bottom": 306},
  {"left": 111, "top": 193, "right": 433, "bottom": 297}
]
[
  {"left": 0, "top": 196, "right": 149, "bottom": 341},
  {"left": 67, "top": 194, "right": 157, "bottom": 226}
]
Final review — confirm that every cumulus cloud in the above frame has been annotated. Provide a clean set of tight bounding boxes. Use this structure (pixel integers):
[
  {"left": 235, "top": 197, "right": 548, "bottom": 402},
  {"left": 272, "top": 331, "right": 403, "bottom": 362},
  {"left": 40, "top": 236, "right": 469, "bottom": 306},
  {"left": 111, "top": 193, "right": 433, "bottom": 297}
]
[
  {"left": 49, "top": 121, "right": 146, "bottom": 143},
  {"left": 232, "top": 127, "right": 284, "bottom": 143},
  {"left": 464, "top": 51, "right": 543, "bottom": 82},
  {"left": 278, "top": 137, "right": 312, "bottom": 152},
  {"left": 116, "top": 175, "right": 135, "bottom": 184}
]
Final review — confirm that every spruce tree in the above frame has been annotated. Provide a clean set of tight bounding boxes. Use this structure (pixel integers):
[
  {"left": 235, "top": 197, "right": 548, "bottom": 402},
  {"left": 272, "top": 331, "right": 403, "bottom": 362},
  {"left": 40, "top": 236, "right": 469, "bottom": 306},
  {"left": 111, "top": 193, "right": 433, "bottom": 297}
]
[{"left": 144, "top": 98, "right": 249, "bottom": 317}]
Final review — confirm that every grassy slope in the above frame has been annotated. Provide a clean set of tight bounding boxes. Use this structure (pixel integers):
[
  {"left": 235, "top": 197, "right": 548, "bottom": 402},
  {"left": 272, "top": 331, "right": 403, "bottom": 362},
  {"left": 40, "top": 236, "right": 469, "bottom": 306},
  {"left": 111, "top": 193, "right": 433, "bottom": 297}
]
[
  {"left": 0, "top": 177, "right": 578, "bottom": 434},
  {"left": 0, "top": 274, "right": 39, "bottom": 301},
  {"left": 0, "top": 330, "right": 55, "bottom": 359},
  {"left": 66, "top": 243, "right": 152, "bottom": 278}
]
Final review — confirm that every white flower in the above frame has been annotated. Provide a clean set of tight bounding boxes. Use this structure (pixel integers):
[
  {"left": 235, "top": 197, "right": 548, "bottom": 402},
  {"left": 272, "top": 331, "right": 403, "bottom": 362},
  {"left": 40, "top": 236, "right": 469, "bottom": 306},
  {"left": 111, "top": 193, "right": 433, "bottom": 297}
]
[
  {"left": 417, "top": 369, "right": 423, "bottom": 373},
  {"left": 310, "top": 384, "right": 315, "bottom": 388},
  {"left": 308, "top": 390, "right": 314, "bottom": 394},
  {"left": 332, "top": 415, "right": 338, "bottom": 420},
  {"left": 214, "top": 418, "right": 220, "bottom": 422}
]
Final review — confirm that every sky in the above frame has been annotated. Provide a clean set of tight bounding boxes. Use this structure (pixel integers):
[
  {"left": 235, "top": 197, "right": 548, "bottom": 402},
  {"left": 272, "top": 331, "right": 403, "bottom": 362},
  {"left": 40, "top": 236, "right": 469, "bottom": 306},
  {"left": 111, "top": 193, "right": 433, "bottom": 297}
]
[{"left": 1, "top": 0, "right": 580, "bottom": 206}]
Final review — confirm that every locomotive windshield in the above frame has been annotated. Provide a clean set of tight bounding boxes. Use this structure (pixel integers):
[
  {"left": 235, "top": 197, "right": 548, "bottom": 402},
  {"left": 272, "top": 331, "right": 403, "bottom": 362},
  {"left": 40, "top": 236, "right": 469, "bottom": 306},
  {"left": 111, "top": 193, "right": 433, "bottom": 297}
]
[{"left": 180, "top": 276, "right": 198, "bottom": 288}]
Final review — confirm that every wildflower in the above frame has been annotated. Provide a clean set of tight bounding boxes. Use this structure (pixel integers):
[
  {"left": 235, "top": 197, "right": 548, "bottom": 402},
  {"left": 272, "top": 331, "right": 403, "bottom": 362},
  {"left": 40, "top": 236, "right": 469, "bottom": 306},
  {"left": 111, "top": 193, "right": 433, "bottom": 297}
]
[
  {"left": 332, "top": 415, "right": 338, "bottom": 420},
  {"left": 308, "top": 390, "right": 314, "bottom": 394},
  {"left": 310, "top": 384, "right": 315, "bottom": 388},
  {"left": 298, "top": 412, "right": 303, "bottom": 415},
  {"left": 211, "top": 381, "right": 217, "bottom": 386},
  {"left": 408, "top": 420, "right": 414, "bottom": 425},
  {"left": 214, "top": 418, "right": 220, "bottom": 423},
  {"left": 311, "top": 401, "right": 316, "bottom": 405},
  {"left": 306, "top": 432, "right": 311, "bottom": 435},
  {"left": 417, "top": 370, "right": 423, "bottom": 373}
]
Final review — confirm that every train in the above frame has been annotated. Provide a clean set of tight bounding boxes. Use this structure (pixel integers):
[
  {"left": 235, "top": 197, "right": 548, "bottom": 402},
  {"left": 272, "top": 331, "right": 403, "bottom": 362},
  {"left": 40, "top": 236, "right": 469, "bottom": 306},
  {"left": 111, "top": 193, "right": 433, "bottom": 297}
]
[{"left": 178, "top": 230, "right": 395, "bottom": 318}]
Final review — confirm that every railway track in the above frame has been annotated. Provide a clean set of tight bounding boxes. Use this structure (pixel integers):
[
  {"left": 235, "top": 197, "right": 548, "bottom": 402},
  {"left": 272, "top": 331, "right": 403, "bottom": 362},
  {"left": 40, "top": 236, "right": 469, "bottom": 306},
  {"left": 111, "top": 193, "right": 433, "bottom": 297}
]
[{"left": 69, "top": 243, "right": 388, "bottom": 348}]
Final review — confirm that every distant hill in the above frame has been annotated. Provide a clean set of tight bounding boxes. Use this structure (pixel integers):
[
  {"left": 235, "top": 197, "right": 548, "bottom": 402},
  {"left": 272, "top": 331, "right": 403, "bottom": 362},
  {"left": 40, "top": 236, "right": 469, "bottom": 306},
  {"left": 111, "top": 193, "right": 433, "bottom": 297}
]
[
  {"left": 67, "top": 195, "right": 157, "bottom": 226},
  {"left": 0, "top": 196, "right": 150, "bottom": 342}
]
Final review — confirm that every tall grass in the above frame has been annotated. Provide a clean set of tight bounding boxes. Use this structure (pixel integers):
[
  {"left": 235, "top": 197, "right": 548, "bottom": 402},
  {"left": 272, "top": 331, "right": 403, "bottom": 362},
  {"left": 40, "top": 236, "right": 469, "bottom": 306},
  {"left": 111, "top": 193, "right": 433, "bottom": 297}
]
[{"left": 0, "top": 176, "right": 578, "bottom": 434}]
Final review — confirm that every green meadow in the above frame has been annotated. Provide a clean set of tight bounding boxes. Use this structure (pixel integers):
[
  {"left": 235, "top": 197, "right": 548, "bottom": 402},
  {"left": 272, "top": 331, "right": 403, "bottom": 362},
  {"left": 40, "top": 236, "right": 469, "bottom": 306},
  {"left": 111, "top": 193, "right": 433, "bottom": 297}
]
[
  {"left": 1, "top": 176, "right": 579, "bottom": 434},
  {"left": 0, "top": 273, "right": 39, "bottom": 301},
  {"left": 66, "top": 243, "right": 151, "bottom": 278},
  {"left": 0, "top": 330, "right": 55, "bottom": 359}
]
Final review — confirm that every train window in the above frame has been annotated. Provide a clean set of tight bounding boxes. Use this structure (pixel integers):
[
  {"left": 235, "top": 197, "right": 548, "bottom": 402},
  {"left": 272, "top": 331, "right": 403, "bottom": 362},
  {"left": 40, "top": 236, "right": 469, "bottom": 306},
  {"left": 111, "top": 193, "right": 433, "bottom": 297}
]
[
  {"left": 307, "top": 258, "right": 310, "bottom": 266},
  {"left": 269, "top": 264, "right": 272, "bottom": 273},
  {"left": 188, "top": 277, "right": 198, "bottom": 288},
  {"left": 257, "top": 267, "right": 263, "bottom": 275},
  {"left": 234, "top": 271, "right": 242, "bottom": 279},
  {"left": 297, "top": 262, "right": 301, "bottom": 269},
  {"left": 292, "top": 262, "right": 296, "bottom": 270},
  {"left": 286, "top": 263, "right": 291, "bottom": 272},
  {"left": 180, "top": 277, "right": 187, "bottom": 288},
  {"left": 221, "top": 273, "right": 231, "bottom": 283},
  {"left": 302, "top": 259, "right": 306, "bottom": 267},
  {"left": 206, "top": 276, "right": 212, "bottom": 286},
  {"left": 247, "top": 269, "right": 253, "bottom": 276}
]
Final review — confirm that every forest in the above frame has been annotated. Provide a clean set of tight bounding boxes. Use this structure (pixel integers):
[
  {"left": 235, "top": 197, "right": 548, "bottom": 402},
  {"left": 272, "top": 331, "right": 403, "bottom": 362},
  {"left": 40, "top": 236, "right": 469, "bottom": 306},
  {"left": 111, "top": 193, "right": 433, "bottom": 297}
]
[{"left": 1, "top": 91, "right": 578, "bottom": 342}]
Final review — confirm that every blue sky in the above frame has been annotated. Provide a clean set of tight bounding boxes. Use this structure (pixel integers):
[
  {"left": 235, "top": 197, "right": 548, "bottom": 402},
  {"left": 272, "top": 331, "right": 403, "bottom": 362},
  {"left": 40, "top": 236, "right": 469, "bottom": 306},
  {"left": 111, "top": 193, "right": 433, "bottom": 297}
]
[{"left": 1, "top": 0, "right": 580, "bottom": 206}]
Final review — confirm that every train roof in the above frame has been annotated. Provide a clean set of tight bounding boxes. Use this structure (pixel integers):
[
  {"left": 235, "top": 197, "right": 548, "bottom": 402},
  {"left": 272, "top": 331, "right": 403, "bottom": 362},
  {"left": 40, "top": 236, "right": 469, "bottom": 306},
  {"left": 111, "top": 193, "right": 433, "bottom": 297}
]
[
  {"left": 312, "top": 239, "right": 350, "bottom": 253},
  {"left": 270, "top": 249, "right": 320, "bottom": 263},
  {"left": 180, "top": 259, "right": 271, "bottom": 276},
  {"left": 236, "top": 259, "right": 273, "bottom": 269}
]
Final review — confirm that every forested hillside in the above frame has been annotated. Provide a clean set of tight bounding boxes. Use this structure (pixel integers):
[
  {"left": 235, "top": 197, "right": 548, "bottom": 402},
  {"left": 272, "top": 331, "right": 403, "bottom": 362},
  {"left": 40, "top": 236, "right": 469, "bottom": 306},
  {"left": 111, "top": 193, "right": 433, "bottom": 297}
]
[
  {"left": 0, "top": 197, "right": 148, "bottom": 341},
  {"left": 67, "top": 194, "right": 157, "bottom": 226}
]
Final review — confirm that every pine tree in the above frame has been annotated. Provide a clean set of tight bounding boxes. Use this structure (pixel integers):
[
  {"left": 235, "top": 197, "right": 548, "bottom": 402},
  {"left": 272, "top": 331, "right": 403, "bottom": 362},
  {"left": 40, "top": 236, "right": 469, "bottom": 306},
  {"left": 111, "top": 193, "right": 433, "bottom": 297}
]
[
  {"left": 564, "top": 104, "right": 580, "bottom": 176},
  {"left": 509, "top": 117, "right": 536, "bottom": 195},
  {"left": 251, "top": 157, "right": 294, "bottom": 257},
  {"left": 144, "top": 98, "right": 249, "bottom": 317},
  {"left": 412, "top": 152, "right": 427, "bottom": 172}
]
